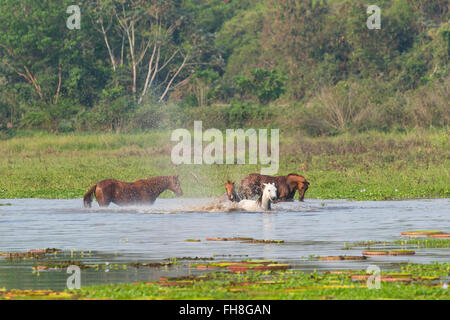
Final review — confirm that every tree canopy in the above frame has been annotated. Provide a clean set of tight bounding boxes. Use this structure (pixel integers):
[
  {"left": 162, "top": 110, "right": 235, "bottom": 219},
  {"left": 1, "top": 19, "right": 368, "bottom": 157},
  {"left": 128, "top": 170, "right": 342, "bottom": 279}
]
[{"left": 0, "top": 0, "right": 448, "bottom": 134}]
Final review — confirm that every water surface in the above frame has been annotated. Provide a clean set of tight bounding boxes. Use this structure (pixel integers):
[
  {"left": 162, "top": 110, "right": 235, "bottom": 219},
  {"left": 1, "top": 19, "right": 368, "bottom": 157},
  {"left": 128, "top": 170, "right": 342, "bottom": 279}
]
[{"left": 0, "top": 198, "right": 448, "bottom": 290}]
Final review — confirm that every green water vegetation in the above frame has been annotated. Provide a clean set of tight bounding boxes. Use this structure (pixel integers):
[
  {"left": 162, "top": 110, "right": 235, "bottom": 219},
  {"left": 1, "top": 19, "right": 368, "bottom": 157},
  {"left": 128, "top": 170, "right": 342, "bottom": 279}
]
[
  {"left": 314, "top": 255, "right": 367, "bottom": 261},
  {"left": 1, "top": 262, "right": 441, "bottom": 300},
  {"left": 344, "top": 238, "right": 450, "bottom": 250},
  {"left": 0, "top": 248, "right": 183, "bottom": 277},
  {"left": 1, "top": 247, "right": 448, "bottom": 299},
  {"left": 401, "top": 231, "right": 445, "bottom": 236},
  {"left": 191, "top": 260, "right": 291, "bottom": 272},
  {"left": 205, "top": 238, "right": 284, "bottom": 243},
  {"left": 206, "top": 237, "right": 255, "bottom": 241},
  {"left": 342, "top": 235, "right": 450, "bottom": 255},
  {"left": 0, "top": 248, "right": 61, "bottom": 260},
  {"left": 0, "top": 129, "right": 448, "bottom": 200}
]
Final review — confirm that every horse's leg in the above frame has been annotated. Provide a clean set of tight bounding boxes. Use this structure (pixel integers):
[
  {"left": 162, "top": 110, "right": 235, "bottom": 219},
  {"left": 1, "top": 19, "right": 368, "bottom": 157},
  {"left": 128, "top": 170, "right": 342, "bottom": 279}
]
[
  {"left": 238, "top": 185, "right": 246, "bottom": 199},
  {"left": 298, "top": 187, "right": 306, "bottom": 202},
  {"left": 142, "top": 196, "right": 155, "bottom": 205},
  {"left": 241, "top": 186, "right": 251, "bottom": 199},
  {"left": 96, "top": 187, "right": 111, "bottom": 207},
  {"left": 139, "top": 189, "right": 155, "bottom": 205}
]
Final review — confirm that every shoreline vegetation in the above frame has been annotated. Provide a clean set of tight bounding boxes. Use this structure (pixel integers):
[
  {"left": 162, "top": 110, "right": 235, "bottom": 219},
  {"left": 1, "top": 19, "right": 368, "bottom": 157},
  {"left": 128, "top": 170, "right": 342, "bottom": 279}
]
[
  {"left": 0, "top": 260, "right": 448, "bottom": 300},
  {"left": 68, "top": 262, "right": 450, "bottom": 300},
  {"left": 1, "top": 242, "right": 449, "bottom": 300},
  {"left": 0, "top": 129, "right": 448, "bottom": 201}
]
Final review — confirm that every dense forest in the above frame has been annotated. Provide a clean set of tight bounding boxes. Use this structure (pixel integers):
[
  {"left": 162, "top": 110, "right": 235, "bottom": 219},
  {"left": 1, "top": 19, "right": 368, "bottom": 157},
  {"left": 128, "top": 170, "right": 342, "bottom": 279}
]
[{"left": 0, "top": 0, "right": 448, "bottom": 136}]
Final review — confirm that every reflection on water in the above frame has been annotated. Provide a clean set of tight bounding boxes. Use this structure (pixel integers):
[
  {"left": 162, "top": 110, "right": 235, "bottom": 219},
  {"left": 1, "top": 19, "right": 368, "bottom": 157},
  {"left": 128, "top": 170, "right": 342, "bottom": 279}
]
[
  {"left": 263, "top": 215, "right": 275, "bottom": 258},
  {"left": 0, "top": 198, "right": 449, "bottom": 290}
]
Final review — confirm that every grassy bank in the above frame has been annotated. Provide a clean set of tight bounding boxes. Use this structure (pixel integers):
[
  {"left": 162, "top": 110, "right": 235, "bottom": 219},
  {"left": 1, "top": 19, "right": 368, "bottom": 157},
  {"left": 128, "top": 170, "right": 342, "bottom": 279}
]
[{"left": 0, "top": 129, "right": 448, "bottom": 200}]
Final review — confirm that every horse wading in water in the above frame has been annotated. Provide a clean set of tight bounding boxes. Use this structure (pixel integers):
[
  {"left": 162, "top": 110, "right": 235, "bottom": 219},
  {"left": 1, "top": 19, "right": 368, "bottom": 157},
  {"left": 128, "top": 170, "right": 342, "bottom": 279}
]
[
  {"left": 238, "top": 183, "right": 277, "bottom": 211},
  {"left": 83, "top": 175, "right": 183, "bottom": 207},
  {"left": 285, "top": 173, "right": 309, "bottom": 202},
  {"left": 223, "top": 180, "right": 241, "bottom": 202},
  {"left": 239, "top": 173, "right": 309, "bottom": 202}
]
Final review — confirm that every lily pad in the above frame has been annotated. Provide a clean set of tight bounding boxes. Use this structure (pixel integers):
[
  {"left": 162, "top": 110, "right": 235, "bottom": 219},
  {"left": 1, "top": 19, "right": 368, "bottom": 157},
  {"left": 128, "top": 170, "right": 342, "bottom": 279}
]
[
  {"left": 362, "top": 250, "right": 389, "bottom": 256},
  {"left": 401, "top": 231, "right": 443, "bottom": 236},
  {"left": 316, "top": 256, "right": 366, "bottom": 261},
  {"left": 228, "top": 263, "right": 291, "bottom": 272},
  {"left": 351, "top": 274, "right": 413, "bottom": 282},
  {"left": 206, "top": 237, "right": 253, "bottom": 241},
  {"left": 243, "top": 239, "right": 284, "bottom": 244},
  {"left": 427, "top": 233, "right": 450, "bottom": 238},
  {"left": 389, "top": 250, "right": 415, "bottom": 256}
]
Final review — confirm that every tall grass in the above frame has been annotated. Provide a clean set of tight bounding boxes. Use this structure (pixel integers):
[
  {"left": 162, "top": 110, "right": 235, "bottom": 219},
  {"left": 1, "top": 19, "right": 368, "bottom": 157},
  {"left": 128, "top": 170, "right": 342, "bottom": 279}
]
[{"left": 0, "top": 129, "right": 448, "bottom": 200}]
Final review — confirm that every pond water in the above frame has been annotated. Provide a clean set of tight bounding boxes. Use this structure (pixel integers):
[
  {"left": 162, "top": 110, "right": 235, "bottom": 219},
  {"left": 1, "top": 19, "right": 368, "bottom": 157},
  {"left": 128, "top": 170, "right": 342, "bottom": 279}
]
[{"left": 0, "top": 198, "right": 448, "bottom": 290}]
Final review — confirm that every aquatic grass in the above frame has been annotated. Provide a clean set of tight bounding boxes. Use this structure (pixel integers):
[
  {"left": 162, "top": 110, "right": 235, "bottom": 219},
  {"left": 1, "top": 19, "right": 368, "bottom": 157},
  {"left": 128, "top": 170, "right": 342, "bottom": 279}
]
[
  {"left": 61, "top": 262, "right": 450, "bottom": 300},
  {"left": 401, "top": 231, "right": 444, "bottom": 236},
  {"left": 3, "top": 247, "right": 447, "bottom": 300},
  {"left": 347, "top": 238, "right": 450, "bottom": 250}
]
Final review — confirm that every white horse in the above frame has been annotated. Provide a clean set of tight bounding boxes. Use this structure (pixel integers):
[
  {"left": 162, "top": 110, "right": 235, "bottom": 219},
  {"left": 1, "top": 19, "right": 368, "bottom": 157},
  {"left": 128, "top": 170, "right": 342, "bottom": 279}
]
[{"left": 237, "top": 183, "right": 277, "bottom": 211}]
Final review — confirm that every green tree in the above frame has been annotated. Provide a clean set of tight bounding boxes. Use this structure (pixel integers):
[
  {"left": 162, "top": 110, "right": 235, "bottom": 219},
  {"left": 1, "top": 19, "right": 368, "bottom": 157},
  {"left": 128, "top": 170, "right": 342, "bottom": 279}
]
[
  {"left": 0, "top": 0, "right": 107, "bottom": 130},
  {"left": 235, "top": 68, "right": 286, "bottom": 104}
]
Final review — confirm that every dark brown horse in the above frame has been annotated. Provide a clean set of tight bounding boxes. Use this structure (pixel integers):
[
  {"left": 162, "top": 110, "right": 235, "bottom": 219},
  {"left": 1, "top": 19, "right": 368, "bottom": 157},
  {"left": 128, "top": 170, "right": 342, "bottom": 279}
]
[
  {"left": 83, "top": 175, "right": 183, "bottom": 207},
  {"left": 239, "top": 173, "right": 309, "bottom": 202}
]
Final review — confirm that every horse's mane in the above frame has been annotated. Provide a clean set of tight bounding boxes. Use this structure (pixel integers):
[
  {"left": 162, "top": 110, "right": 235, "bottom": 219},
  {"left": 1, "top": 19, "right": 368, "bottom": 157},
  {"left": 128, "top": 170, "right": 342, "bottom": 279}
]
[
  {"left": 147, "top": 175, "right": 174, "bottom": 181},
  {"left": 287, "top": 173, "right": 302, "bottom": 177},
  {"left": 142, "top": 176, "right": 175, "bottom": 194},
  {"left": 287, "top": 173, "right": 308, "bottom": 184},
  {"left": 256, "top": 193, "right": 263, "bottom": 206},
  {"left": 257, "top": 186, "right": 272, "bottom": 210}
]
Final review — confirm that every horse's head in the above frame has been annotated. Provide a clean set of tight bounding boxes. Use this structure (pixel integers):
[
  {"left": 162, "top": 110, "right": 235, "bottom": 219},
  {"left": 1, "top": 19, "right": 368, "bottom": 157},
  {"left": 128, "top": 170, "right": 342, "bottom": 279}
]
[
  {"left": 287, "top": 173, "right": 309, "bottom": 201},
  {"left": 263, "top": 183, "right": 277, "bottom": 202},
  {"left": 224, "top": 180, "right": 237, "bottom": 201},
  {"left": 297, "top": 180, "right": 309, "bottom": 201},
  {"left": 170, "top": 175, "right": 183, "bottom": 197}
]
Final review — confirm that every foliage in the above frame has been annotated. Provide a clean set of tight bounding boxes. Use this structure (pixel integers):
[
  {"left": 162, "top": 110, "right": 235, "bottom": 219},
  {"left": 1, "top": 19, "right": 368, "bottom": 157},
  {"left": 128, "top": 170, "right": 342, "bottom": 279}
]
[
  {"left": 234, "top": 69, "right": 286, "bottom": 104},
  {"left": 0, "top": 0, "right": 448, "bottom": 133}
]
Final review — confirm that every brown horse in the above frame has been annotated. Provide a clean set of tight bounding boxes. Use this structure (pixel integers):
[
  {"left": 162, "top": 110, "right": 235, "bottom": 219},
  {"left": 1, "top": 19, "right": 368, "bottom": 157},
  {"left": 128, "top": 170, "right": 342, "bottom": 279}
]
[
  {"left": 83, "top": 175, "right": 183, "bottom": 207},
  {"left": 224, "top": 180, "right": 241, "bottom": 202},
  {"left": 286, "top": 173, "right": 309, "bottom": 202},
  {"left": 239, "top": 173, "right": 309, "bottom": 202}
]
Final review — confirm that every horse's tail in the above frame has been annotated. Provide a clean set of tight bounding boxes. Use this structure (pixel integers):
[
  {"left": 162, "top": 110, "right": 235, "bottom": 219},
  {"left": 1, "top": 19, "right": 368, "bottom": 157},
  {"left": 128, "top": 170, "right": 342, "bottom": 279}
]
[{"left": 83, "top": 184, "right": 97, "bottom": 208}]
